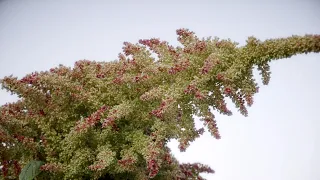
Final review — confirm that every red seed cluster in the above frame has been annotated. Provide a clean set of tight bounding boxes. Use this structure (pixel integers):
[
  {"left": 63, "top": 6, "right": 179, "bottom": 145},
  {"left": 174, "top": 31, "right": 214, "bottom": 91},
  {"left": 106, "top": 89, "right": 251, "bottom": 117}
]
[
  {"left": 139, "top": 38, "right": 161, "bottom": 47},
  {"left": 147, "top": 158, "right": 159, "bottom": 178},
  {"left": 96, "top": 73, "right": 105, "bottom": 78},
  {"left": 39, "top": 109, "right": 45, "bottom": 116},
  {"left": 168, "top": 59, "right": 190, "bottom": 75},
  {"left": 40, "top": 163, "right": 62, "bottom": 173},
  {"left": 150, "top": 98, "right": 174, "bottom": 119},
  {"left": 245, "top": 95, "right": 254, "bottom": 106},
  {"left": 118, "top": 158, "right": 135, "bottom": 168},
  {"left": 112, "top": 76, "right": 123, "bottom": 84},
  {"left": 179, "top": 163, "right": 214, "bottom": 179},
  {"left": 216, "top": 73, "right": 224, "bottom": 80},
  {"left": 13, "top": 134, "right": 25, "bottom": 142},
  {"left": 194, "top": 90, "right": 205, "bottom": 100},
  {"left": 195, "top": 41, "right": 206, "bottom": 52},
  {"left": 88, "top": 160, "right": 106, "bottom": 171},
  {"left": 201, "top": 61, "right": 213, "bottom": 75},
  {"left": 178, "top": 140, "right": 187, "bottom": 152},
  {"left": 133, "top": 74, "right": 149, "bottom": 83},
  {"left": 184, "top": 84, "right": 197, "bottom": 94},
  {"left": 74, "top": 60, "right": 91, "bottom": 71},
  {"left": 19, "top": 72, "right": 39, "bottom": 84},
  {"left": 102, "top": 110, "right": 120, "bottom": 130},
  {"left": 224, "top": 87, "right": 232, "bottom": 94},
  {"left": 184, "top": 84, "right": 205, "bottom": 100},
  {"left": 204, "top": 115, "right": 221, "bottom": 140},
  {"left": 217, "top": 100, "right": 232, "bottom": 115},
  {"left": 75, "top": 105, "right": 109, "bottom": 132},
  {"left": 122, "top": 42, "right": 141, "bottom": 56},
  {"left": 163, "top": 153, "right": 172, "bottom": 165},
  {"left": 176, "top": 28, "right": 194, "bottom": 38}
]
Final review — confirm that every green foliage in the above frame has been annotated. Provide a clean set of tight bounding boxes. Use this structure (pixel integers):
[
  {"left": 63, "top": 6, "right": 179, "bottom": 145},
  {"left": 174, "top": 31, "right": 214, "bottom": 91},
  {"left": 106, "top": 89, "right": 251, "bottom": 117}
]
[
  {"left": 0, "top": 29, "right": 319, "bottom": 179},
  {"left": 19, "top": 160, "right": 44, "bottom": 180}
]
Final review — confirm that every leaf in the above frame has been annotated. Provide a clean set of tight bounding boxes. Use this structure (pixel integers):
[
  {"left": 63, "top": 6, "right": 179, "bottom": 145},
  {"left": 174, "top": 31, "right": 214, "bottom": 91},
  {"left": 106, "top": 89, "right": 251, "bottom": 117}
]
[{"left": 19, "top": 160, "right": 45, "bottom": 180}]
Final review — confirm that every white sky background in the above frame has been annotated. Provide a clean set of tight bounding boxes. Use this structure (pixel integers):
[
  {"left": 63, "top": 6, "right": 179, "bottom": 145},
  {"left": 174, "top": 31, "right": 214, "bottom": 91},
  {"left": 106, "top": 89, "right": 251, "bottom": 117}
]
[{"left": 0, "top": 0, "right": 320, "bottom": 179}]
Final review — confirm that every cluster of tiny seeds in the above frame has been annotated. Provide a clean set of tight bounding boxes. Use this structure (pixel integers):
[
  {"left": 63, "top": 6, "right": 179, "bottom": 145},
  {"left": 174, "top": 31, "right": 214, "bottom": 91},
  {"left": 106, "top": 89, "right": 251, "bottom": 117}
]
[
  {"left": 168, "top": 59, "right": 190, "bottom": 75},
  {"left": 88, "top": 160, "right": 106, "bottom": 171},
  {"left": 177, "top": 163, "right": 214, "bottom": 179},
  {"left": 101, "top": 109, "right": 118, "bottom": 129},
  {"left": 118, "top": 158, "right": 135, "bottom": 168},
  {"left": 184, "top": 84, "right": 205, "bottom": 100},
  {"left": 204, "top": 114, "right": 221, "bottom": 140},
  {"left": 75, "top": 105, "right": 109, "bottom": 132},
  {"left": 122, "top": 42, "right": 141, "bottom": 56},
  {"left": 150, "top": 98, "right": 174, "bottom": 119},
  {"left": 40, "top": 163, "right": 63, "bottom": 173},
  {"left": 19, "top": 72, "right": 39, "bottom": 85}
]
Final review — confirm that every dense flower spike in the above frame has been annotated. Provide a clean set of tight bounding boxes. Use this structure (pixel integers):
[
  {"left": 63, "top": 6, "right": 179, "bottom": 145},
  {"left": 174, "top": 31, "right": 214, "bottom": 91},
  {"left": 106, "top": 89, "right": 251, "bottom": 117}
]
[
  {"left": 40, "top": 163, "right": 63, "bottom": 173},
  {"left": 1, "top": 29, "right": 319, "bottom": 179},
  {"left": 75, "top": 105, "right": 109, "bottom": 132},
  {"left": 203, "top": 113, "right": 221, "bottom": 139}
]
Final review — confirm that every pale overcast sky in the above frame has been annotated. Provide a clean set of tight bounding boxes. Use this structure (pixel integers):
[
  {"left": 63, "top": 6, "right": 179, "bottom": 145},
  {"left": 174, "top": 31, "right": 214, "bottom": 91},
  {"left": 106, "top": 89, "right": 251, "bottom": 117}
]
[{"left": 1, "top": 0, "right": 319, "bottom": 179}]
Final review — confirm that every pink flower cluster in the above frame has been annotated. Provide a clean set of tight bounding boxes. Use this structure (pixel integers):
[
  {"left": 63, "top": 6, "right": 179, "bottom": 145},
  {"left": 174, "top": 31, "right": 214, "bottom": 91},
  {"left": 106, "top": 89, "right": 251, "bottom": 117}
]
[
  {"left": 194, "top": 41, "right": 206, "bottom": 52},
  {"left": 75, "top": 105, "right": 109, "bottom": 132},
  {"left": 178, "top": 139, "right": 188, "bottom": 152},
  {"left": 88, "top": 160, "right": 106, "bottom": 171},
  {"left": 245, "top": 95, "right": 254, "bottom": 106},
  {"left": 204, "top": 113, "right": 221, "bottom": 139},
  {"left": 13, "top": 134, "right": 25, "bottom": 142},
  {"left": 112, "top": 76, "right": 123, "bottom": 84},
  {"left": 150, "top": 98, "right": 174, "bottom": 119},
  {"left": 168, "top": 59, "right": 190, "bottom": 75},
  {"left": 96, "top": 73, "right": 105, "bottom": 78},
  {"left": 216, "top": 73, "right": 224, "bottom": 80},
  {"left": 139, "top": 38, "right": 161, "bottom": 47},
  {"left": 40, "top": 163, "right": 62, "bottom": 173},
  {"left": 74, "top": 60, "right": 91, "bottom": 71},
  {"left": 201, "top": 57, "right": 221, "bottom": 75},
  {"left": 101, "top": 109, "right": 119, "bottom": 129},
  {"left": 184, "top": 84, "right": 205, "bottom": 100},
  {"left": 39, "top": 109, "right": 45, "bottom": 116},
  {"left": 146, "top": 132, "right": 167, "bottom": 178},
  {"left": 13, "top": 134, "right": 36, "bottom": 150},
  {"left": 178, "top": 163, "right": 214, "bottom": 179},
  {"left": 147, "top": 158, "right": 159, "bottom": 178},
  {"left": 147, "top": 149, "right": 160, "bottom": 178},
  {"left": 163, "top": 152, "right": 172, "bottom": 165},
  {"left": 216, "top": 100, "right": 232, "bottom": 115},
  {"left": 118, "top": 158, "right": 135, "bottom": 168},
  {"left": 133, "top": 73, "right": 149, "bottom": 83},
  {"left": 19, "top": 72, "right": 39, "bottom": 85},
  {"left": 201, "top": 61, "right": 214, "bottom": 75},
  {"left": 122, "top": 42, "right": 141, "bottom": 56},
  {"left": 176, "top": 29, "right": 194, "bottom": 39},
  {"left": 178, "top": 128, "right": 204, "bottom": 152}
]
